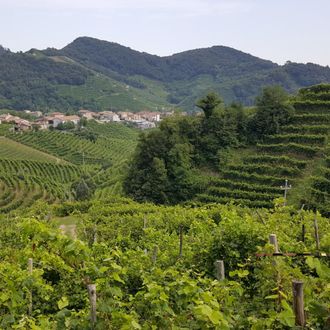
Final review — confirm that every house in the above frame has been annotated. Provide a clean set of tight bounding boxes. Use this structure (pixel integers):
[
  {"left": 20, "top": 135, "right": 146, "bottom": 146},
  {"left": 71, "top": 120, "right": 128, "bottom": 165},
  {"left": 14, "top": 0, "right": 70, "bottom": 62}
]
[
  {"left": 78, "top": 109, "right": 95, "bottom": 120},
  {"left": 24, "top": 110, "right": 43, "bottom": 117},
  {"left": 0, "top": 113, "right": 17, "bottom": 123},
  {"left": 160, "top": 111, "right": 174, "bottom": 119},
  {"left": 61, "top": 115, "right": 80, "bottom": 125},
  {"left": 43, "top": 116, "right": 63, "bottom": 128},
  {"left": 49, "top": 112, "right": 65, "bottom": 119},
  {"left": 43, "top": 114, "right": 80, "bottom": 128},
  {"left": 139, "top": 111, "right": 161, "bottom": 122},
  {"left": 14, "top": 119, "right": 32, "bottom": 131},
  {"left": 33, "top": 118, "right": 49, "bottom": 130},
  {"left": 99, "top": 111, "right": 120, "bottom": 122},
  {"left": 117, "top": 111, "right": 139, "bottom": 121}
]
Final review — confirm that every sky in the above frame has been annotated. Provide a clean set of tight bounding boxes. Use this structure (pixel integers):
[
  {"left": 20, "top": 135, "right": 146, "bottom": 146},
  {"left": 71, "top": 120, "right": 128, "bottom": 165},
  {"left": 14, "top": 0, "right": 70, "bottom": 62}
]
[{"left": 0, "top": 0, "right": 329, "bottom": 66}]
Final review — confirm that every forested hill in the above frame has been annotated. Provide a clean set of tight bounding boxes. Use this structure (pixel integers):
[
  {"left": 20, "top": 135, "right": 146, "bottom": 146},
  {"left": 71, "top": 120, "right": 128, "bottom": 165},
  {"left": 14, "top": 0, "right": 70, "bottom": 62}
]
[
  {"left": 1, "top": 38, "right": 330, "bottom": 111},
  {"left": 53, "top": 37, "right": 276, "bottom": 81}
]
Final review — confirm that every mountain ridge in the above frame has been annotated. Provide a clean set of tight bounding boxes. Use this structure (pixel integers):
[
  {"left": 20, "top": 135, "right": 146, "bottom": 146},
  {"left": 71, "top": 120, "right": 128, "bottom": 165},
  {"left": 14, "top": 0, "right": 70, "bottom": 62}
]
[{"left": 1, "top": 36, "right": 330, "bottom": 111}]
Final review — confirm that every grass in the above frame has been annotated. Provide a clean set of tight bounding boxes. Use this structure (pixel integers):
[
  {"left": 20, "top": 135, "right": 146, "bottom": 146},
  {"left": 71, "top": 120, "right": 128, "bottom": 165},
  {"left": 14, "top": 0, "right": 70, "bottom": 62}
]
[
  {"left": 52, "top": 215, "right": 79, "bottom": 226},
  {"left": 0, "top": 137, "right": 67, "bottom": 163}
]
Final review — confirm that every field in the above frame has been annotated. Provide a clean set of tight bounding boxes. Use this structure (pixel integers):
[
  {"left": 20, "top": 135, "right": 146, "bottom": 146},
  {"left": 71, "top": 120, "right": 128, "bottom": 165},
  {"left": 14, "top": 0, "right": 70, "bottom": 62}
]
[
  {"left": 0, "top": 197, "right": 328, "bottom": 328},
  {"left": 0, "top": 121, "right": 139, "bottom": 212},
  {"left": 57, "top": 74, "right": 171, "bottom": 112},
  {"left": 0, "top": 137, "right": 66, "bottom": 163}
]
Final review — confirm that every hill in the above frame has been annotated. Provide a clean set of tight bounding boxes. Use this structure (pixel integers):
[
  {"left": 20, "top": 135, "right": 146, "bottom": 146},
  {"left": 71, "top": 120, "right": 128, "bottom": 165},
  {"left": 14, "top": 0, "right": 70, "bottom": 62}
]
[
  {"left": 0, "top": 120, "right": 139, "bottom": 212},
  {"left": 1, "top": 38, "right": 330, "bottom": 111},
  {"left": 124, "top": 84, "right": 330, "bottom": 216}
]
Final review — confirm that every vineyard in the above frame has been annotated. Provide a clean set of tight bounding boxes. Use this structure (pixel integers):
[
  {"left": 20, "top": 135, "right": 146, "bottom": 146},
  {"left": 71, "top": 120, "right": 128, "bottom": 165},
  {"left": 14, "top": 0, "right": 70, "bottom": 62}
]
[
  {"left": 0, "top": 121, "right": 139, "bottom": 212},
  {"left": 7, "top": 121, "right": 138, "bottom": 166},
  {"left": 196, "top": 86, "right": 330, "bottom": 211},
  {"left": 0, "top": 158, "right": 81, "bottom": 212},
  {"left": 0, "top": 197, "right": 329, "bottom": 328},
  {"left": 0, "top": 137, "right": 65, "bottom": 163}
]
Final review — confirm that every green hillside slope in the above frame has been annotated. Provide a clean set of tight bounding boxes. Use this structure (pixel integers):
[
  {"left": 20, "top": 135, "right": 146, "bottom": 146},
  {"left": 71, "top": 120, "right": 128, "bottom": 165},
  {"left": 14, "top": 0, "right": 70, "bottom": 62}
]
[
  {"left": 0, "top": 121, "right": 139, "bottom": 212},
  {"left": 197, "top": 85, "right": 330, "bottom": 211},
  {"left": 1, "top": 38, "right": 330, "bottom": 112}
]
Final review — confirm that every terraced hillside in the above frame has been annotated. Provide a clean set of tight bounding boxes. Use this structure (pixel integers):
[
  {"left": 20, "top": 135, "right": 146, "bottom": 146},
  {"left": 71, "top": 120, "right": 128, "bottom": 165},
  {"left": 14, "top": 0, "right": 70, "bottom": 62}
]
[
  {"left": 0, "top": 133, "right": 82, "bottom": 212},
  {"left": 0, "top": 137, "right": 66, "bottom": 163},
  {"left": 197, "top": 85, "right": 330, "bottom": 210},
  {"left": 7, "top": 122, "right": 138, "bottom": 166},
  {"left": 309, "top": 157, "right": 330, "bottom": 216},
  {"left": 0, "top": 158, "right": 81, "bottom": 213},
  {"left": 0, "top": 121, "right": 139, "bottom": 210}
]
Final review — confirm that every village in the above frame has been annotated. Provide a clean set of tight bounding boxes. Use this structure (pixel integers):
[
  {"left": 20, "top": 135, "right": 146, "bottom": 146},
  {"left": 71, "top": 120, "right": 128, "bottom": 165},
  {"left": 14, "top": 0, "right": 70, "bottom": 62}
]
[{"left": 0, "top": 109, "right": 178, "bottom": 132}]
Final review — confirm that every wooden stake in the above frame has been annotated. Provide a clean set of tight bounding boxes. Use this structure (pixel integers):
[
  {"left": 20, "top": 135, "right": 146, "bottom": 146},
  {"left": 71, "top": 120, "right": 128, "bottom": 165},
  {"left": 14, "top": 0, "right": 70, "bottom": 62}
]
[
  {"left": 292, "top": 280, "right": 305, "bottom": 326},
  {"left": 214, "top": 260, "right": 225, "bottom": 280},
  {"left": 314, "top": 215, "right": 320, "bottom": 252},
  {"left": 28, "top": 258, "right": 33, "bottom": 316},
  {"left": 93, "top": 225, "right": 97, "bottom": 244},
  {"left": 152, "top": 246, "right": 158, "bottom": 264},
  {"left": 143, "top": 217, "right": 148, "bottom": 254},
  {"left": 87, "top": 284, "right": 97, "bottom": 328},
  {"left": 301, "top": 224, "right": 305, "bottom": 243},
  {"left": 179, "top": 225, "right": 183, "bottom": 258},
  {"left": 269, "top": 234, "right": 279, "bottom": 253}
]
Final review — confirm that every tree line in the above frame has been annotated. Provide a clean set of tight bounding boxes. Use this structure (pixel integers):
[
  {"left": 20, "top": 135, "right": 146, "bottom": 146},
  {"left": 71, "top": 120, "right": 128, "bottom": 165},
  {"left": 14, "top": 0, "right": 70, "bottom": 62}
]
[{"left": 124, "top": 86, "right": 294, "bottom": 204}]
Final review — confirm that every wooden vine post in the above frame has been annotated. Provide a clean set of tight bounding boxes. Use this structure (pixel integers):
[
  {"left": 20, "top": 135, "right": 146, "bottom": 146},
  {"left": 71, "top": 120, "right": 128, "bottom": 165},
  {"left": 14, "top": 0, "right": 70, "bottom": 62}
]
[
  {"left": 152, "top": 246, "right": 158, "bottom": 264},
  {"left": 314, "top": 215, "right": 320, "bottom": 252},
  {"left": 292, "top": 280, "right": 305, "bottom": 327},
  {"left": 269, "top": 234, "right": 279, "bottom": 253},
  {"left": 87, "top": 284, "right": 97, "bottom": 329},
  {"left": 269, "top": 234, "right": 282, "bottom": 307},
  {"left": 179, "top": 225, "right": 183, "bottom": 258},
  {"left": 143, "top": 217, "right": 148, "bottom": 255},
  {"left": 28, "top": 258, "right": 33, "bottom": 316},
  {"left": 214, "top": 260, "right": 225, "bottom": 281}
]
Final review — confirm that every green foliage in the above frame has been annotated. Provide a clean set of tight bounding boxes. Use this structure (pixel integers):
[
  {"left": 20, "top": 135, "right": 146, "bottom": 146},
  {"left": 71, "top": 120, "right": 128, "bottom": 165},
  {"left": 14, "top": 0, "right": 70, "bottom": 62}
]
[
  {"left": 2, "top": 38, "right": 330, "bottom": 111},
  {"left": 0, "top": 51, "right": 90, "bottom": 110},
  {"left": 124, "top": 93, "right": 247, "bottom": 203},
  {"left": 248, "top": 86, "right": 295, "bottom": 139},
  {"left": 0, "top": 122, "right": 138, "bottom": 211},
  {"left": 56, "top": 121, "right": 75, "bottom": 131},
  {"left": 0, "top": 199, "right": 329, "bottom": 328},
  {"left": 71, "top": 177, "right": 95, "bottom": 201},
  {"left": 195, "top": 92, "right": 223, "bottom": 118},
  {"left": 124, "top": 122, "right": 198, "bottom": 204}
]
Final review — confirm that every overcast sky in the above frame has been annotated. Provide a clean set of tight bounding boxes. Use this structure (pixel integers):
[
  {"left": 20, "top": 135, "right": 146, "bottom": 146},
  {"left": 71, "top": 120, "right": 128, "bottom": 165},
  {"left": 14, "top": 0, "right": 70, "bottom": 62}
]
[{"left": 0, "top": 0, "right": 329, "bottom": 66}]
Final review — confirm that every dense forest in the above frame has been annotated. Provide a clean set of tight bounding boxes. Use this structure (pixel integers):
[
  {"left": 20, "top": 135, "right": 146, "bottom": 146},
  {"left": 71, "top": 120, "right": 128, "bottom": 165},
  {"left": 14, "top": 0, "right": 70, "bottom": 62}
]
[
  {"left": 0, "top": 46, "right": 92, "bottom": 111},
  {"left": 1, "top": 37, "right": 330, "bottom": 111}
]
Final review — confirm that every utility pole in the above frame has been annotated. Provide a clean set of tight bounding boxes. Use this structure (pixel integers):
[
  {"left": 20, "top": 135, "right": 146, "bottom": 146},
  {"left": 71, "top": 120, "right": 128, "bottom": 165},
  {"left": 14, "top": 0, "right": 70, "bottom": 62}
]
[{"left": 280, "top": 179, "right": 292, "bottom": 206}]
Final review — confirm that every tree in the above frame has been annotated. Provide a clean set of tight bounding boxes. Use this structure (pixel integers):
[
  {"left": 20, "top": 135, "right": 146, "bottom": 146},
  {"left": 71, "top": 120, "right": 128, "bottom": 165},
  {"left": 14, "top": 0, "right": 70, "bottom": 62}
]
[
  {"left": 71, "top": 176, "right": 96, "bottom": 201},
  {"left": 196, "top": 92, "right": 223, "bottom": 118},
  {"left": 248, "top": 86, "right": 294, "bottom": 139},
  {"left": 124, "top": 118, "right": 198, "bottom": 204},
  {"left": 124, "top": 156, "right": 169, "bottom": 204},
  {"left": 167, "top": 143, "right": 194, "bottom": 202}
]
